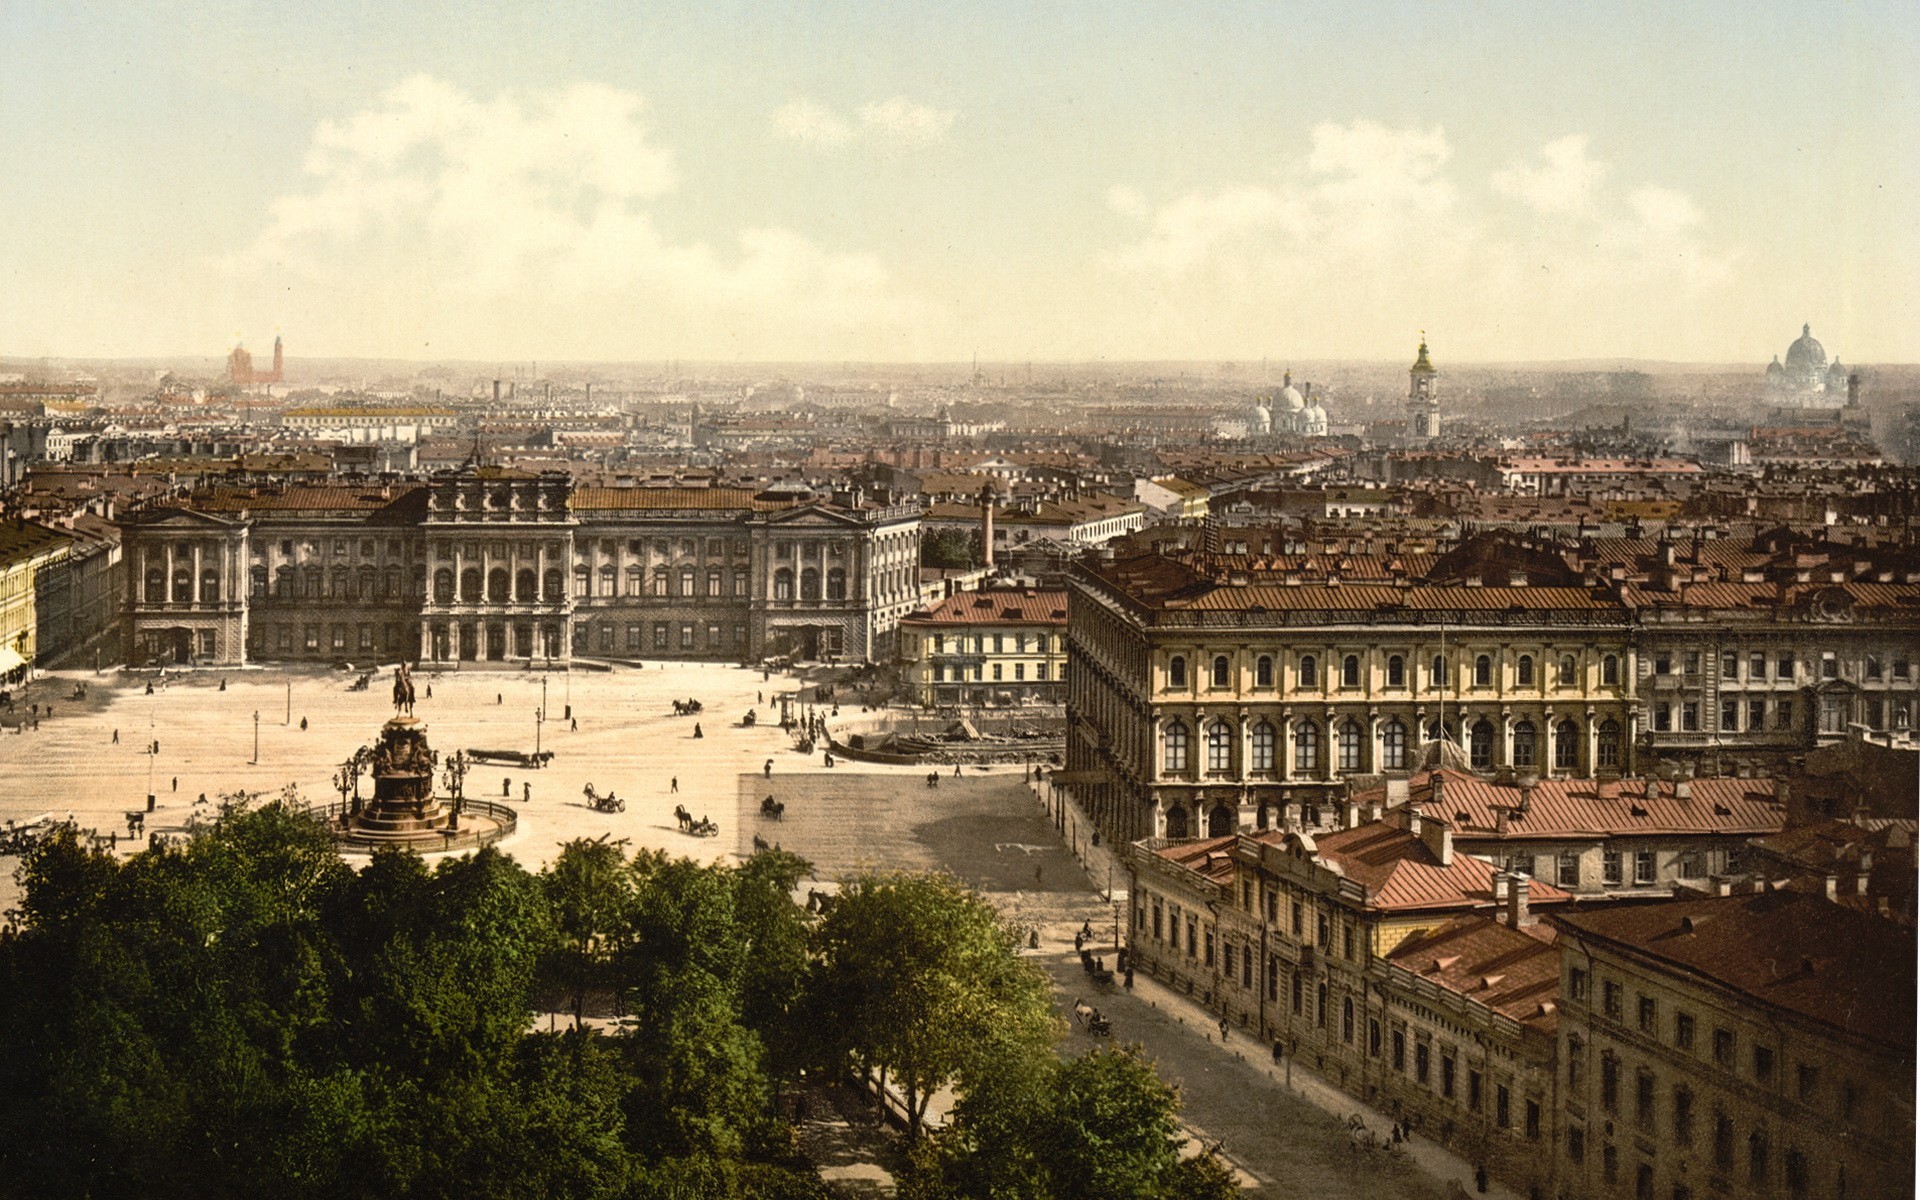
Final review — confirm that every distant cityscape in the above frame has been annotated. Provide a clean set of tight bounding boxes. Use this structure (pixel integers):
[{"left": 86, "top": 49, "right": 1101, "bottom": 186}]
[{"left": 0, "top": 323, "right": 1915, "bottom": 1200}]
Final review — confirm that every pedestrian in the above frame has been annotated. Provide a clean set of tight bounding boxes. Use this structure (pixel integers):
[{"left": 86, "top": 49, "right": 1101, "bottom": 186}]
[
  {"left": 954, "top": 762, "right": 961, "bottom": 777},
  {"left": 300, "top": 717, "right": 307, "bottom": 731},
  {"left": 1272, "top": 1041, "right": 1284, "bottom": 1065},
  {"left": 497, "top": 693, "right": 503, "bottom": 705},
  {"left": 1124, "top": 966, "right": 1135, "bottom": 989},
  {"left": 152, "top": 739, "right": 160, "bottom": 754},
  {"left": 569, "top": 717, "right": 576, "bottom": 731},
  {"left": 523, "top": 781, "right": 531, "bottom": 802},
  {"left": 1475, "top": 1164, "right": 1488, "bottom": 1193},
  {"left": 1034, "top": 864, "right": 1043, "bottom": 884},
  {"left": 171, "top": 777, "right": 178, "bottom": 793},
  {"left": 757, "top": 690, "right": 764, "bottom": 704},
  {"left": 670, "top": 777, "right": 678, "bottom": 793},
  {"left": 146, "top": 682, "right": 154, "bottom": 695},
  {"left": 764, "top": 759, "right": 773, "bottom": 778},
  {"left": 1074, "top": 930, "right": 1085, "bottom": 952},
  {"left": 112, "top": 728, "right": 118, "bottom": 744},
  {"left": 426, "top": 684, "right": 433, "bottom": 699},
  {"left": 503, "top": 778, "right": 511, "bottom": 797},
  {"left": 692, "top": 722, "right": 703, "bottom": 739},
  {"left": 219, "top": 678, "right": 226, "bottom": 692},
  {"left": 1219, "top": 1017, "right": 1230, "bottom": 1041}
]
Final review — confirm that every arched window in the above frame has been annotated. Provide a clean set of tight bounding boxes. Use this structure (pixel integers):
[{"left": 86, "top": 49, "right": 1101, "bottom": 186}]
[
  {"left": 625, "top": 566, "right": 643, "bottom": 597},
  {"left": 1513, "top": 720, "right": 1537, "bottom": 768},
  {"left": 773, "top": 568, "right": 794, "bottom": 601},
  {"left": 1207, "top": 720, "right": 1233, "bottom": 772},
  {"left": 543, "top": 567, "right": 564, "bottom": 601},
  {"left": 1602, "top": 654, "right": 1620, "bottom": 685},
  {"left": 1474, "top": 654, "right": 1493, "bottom": 686},
  {"left": 825, "top": 567, "right": 846, "bottom": 600},
  {"left": 571, "top": 565, "right": 589, "bottom": 598},
  {"left": 516, "top": 568, "right": 537, "bottom": 602},
  {"left": 1212, "top": 655, "right": 1231, "bottom": 688},
  {"left": 171, "top": 567, "right": 192, "bottom": 602},
  {"left": 1554, "top": 719, "right": 1580, "bottom": 770},
  {"left": 488, "top": 567, "right": 510, "bottom": 602},
  {"left": 1470, "top": 719, "right": 1494, "bottom": 769},
  {"left": 1165, "top": 807, "right": 1190, "bottom": 839},
  {"left": 1597, "top": 719, "right": 1621, "bottom": 768},
  {"left": 145, "top": 565, "right": 166, "bottom": 602},
  {"left": 1294, "top": 720, "right": 1320, "bottom": 772},
  {"left": 1163, "top": 721, "right": 1190, "bottom": 772},
  {"left": 1387, "top": 654, "right": 1405, "bottom": 687},
  {"left": 1342, "top": 654, "right": 1361, "bottom": 687},
  {"left": 1517, "top": 654, "right": 1535, "bottom": 686},
  {"left": 331, "top": 568, "right": 349, "bottom": 600},
  {"left": 800, "top": 567, "right": 821, "bottom": 601},
  {"left": 385, "top": 566, "right": 402, "bottom": 599},
  {"left": 249, "top": 565, "right": 268, "bottom": 598},
  {"left": 1338, "top": 719, "right": 1364, "bottom": 771},
  {"left": 355, "top": 566, "right": 375, "bottom": 600},
  {"left": 463, "top": 567, "right": 484, "bottom": 602},
  {"left": 434, "top": 568, "right": 455, "bottom": 604},
  {"left": 1432, "top": 654, "right": 1448, "bottom": 687},
  {"left": 715, "top": 567, "right": 733, "bottom": 597},
  {"left": 1342, "top": 996, "right": 1355, "bottom": 1043},
  {"left": 1251, "top": 720, "right": 1276, "bottom": 771},
  {"left": 1207, "top": 805, "right": 1235, "bottom": 838},
  {"left": 1427, "top": 720, "right": 1455, "bottom": 744},
  {"left": 305, "top": 566, "right": 322, "bottom": 599},
  {"left": 1382, "top": 719, "right": 1408, "bottom": 770},
  {"left": 1168, "top": 655, "right": 1187, "bottom": 688},
  {"left": 1299, "top": 654, "right": 1318, "bottom": 688},
  {"left": 1255, "top": 655, "right": 1274, "bottom": 687},
  {"left": 1559, "top": 655, "right": 1577, "bottom": 687}
]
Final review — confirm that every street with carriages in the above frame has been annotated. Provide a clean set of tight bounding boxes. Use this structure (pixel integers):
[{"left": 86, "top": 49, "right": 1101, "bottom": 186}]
[{"left": 0, "top": 660, "right": 1487, "bottom": 1196}]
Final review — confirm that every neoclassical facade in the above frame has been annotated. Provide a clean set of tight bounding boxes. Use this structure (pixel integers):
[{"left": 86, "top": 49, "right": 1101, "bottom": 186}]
[
  {"left": 119, "top": 470, "right": 921, "bottom": 667},
  {"left": 1066, "top": 552, "right": 1635, "bottom": 846}
]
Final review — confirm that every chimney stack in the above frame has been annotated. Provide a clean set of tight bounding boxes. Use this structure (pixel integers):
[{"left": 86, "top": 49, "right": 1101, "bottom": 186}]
[
  {"left": 492, "top": 379, "right": 501, "bottom": 404},
  {"left": 1505, "top": 871, "right": 1531, "bottom": 928},
  {"left": 980, "top": 484, "right": 996, "bottom": 570}
]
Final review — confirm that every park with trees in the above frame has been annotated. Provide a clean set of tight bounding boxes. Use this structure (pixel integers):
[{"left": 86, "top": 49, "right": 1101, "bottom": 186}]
[{"left": 0, "top": 795, "right": 1233, "bottom": 1199}]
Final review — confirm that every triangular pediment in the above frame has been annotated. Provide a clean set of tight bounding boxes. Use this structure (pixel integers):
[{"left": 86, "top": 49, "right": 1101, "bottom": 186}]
[
  {"left": 756, "top": 504, "right": 864, "bottom": 528},
  {"left": 122, "top": 507, "right": 244, "bottom": 530}
]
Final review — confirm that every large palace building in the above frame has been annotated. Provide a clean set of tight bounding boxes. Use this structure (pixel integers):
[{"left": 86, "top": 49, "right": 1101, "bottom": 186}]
[{"left": 117, "top": 469, "right": 922, "bottom": 668}]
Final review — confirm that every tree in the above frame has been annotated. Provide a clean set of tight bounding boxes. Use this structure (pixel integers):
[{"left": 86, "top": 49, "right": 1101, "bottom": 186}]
[
  {"left": 906, "top": 1045, "right": 1238, "bottom": 1200},
  {"left": 540, "top": 835, "right": 636, "bottom": 1025},
  {"left": 731, "top": 849, "right": 817, "bottom": 1086},
  {"left": 922, "top": 528, "right": 981, "bottom": 569},
  {"left": 810, "top": 873, "right": 1055, "bottom": 1141}
]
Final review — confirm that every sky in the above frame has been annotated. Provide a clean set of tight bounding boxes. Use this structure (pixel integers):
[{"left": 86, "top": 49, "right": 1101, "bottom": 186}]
[{"left": 1, "top": 0, "right": 1916, "bottom": 365}]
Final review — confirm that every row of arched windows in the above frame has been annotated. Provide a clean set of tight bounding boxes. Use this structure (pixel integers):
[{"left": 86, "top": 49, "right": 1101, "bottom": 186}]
[
  {"left": 772, "top": 567, "right": 849, "bottom": 602},
  {"left": 1162, "top": 715, "right": 1622, "bottom": 775},
  {"left": 1169, "top": 651, "right": 1624, "bottom": 691}
]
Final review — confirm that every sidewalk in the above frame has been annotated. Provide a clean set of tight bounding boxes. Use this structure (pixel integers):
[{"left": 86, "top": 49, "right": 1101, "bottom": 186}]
[{"left": 1123, "top": 967, "right": 1521, "bottom": 1200}]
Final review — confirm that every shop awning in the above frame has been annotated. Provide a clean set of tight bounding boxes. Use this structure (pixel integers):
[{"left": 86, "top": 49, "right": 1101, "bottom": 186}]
[{"left": 0, "top": 646, "right": 26, "bottom": 675}]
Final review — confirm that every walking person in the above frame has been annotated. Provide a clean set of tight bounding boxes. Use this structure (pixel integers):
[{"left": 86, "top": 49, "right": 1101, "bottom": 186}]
[
  {"left": 523, "top": 781, "right": 531, "bottom": 802},
  {"left": 111, "top": 728, "right": 118, "bottom": 744},
  {"left": 171, "top": 777, "right": 178, "bottom": 793},
  {"left": 1475, "top": 1164, "right": 1488, "bottom": 1193},
  {"left": 671, "top": 777, "right": 678, "bottom": 793},
  {"left": 570, "top": 716, "right": 576, "bottom": 731}
]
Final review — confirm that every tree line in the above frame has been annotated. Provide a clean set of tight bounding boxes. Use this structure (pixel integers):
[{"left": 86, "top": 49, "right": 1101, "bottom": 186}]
[{"left": 0, "top": 798, "right": 1233, "bottom": 1199}]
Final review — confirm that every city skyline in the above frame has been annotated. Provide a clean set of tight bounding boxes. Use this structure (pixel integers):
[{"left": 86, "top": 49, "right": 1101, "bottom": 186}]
[{"left": 2, "top": 0, "right": 1916, "bottom": 364}]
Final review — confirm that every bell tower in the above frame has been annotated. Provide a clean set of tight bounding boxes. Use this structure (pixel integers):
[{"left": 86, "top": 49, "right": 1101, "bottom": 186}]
[{"left": 1407, "top": 333, "right": 1440, "bottom": 443}]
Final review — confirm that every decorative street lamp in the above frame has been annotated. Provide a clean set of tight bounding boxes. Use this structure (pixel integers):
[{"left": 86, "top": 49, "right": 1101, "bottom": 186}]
[{"left": 251, "top": 710, "right": 260, "bottom": 765}]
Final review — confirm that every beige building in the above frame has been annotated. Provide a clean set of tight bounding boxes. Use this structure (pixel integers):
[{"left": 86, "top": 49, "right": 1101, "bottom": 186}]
[
  {"left": 896, "top": 588, "right": 1067, "bottom": 707},
  {"left": 1067, "top": 551, "right": 1635, "bottom": 846},
  {"left": 1129, "top": 805, "right": 1575, "bottom": 1197},
  {"left": 1551, "top": 893, "right": 1915, "bottom": 1200}
]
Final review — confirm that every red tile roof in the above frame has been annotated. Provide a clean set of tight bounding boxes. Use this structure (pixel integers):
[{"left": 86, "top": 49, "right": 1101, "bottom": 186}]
[
  {"left": 1352, "top": 770, "right": 1783, "bottom": 840},
  {"left": 1551, "top": 891, "right": 1916, "bottom": 1051},
  {"left": 1385, "top": 914, "right": 1563, "bottom": 1031},
  {"left": 1308, "top": 822, "right": 1574, "bottom": 913},
  {"left": 568, "top": 487, "right": 789, "bottom": 512},
  {"left": 900, "top": 589, "right": 1068, "bottom": 626}
]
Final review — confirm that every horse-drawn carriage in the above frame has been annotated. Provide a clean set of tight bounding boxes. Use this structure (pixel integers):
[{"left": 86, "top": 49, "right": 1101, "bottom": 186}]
[
  {"left": 741, "top": 709, "right": 757, "bottom": 727},
  {"left": 670, "top": 698, "right": 703, "bottom": 716},
  {"left": 469, "top": 748, "right": 555, "bottom": 769},
  {"left": 583, "top": 784, "right": 625, "bottom": 813},
  {"left": 1071, "top": 997, "right": 1112, "bottom": 1038},
  {"left": 672, "top": 804, "right": 719, "bottom": 836},
  {"left": 759, "top": 795, "right": 785, "bottom": 820}
]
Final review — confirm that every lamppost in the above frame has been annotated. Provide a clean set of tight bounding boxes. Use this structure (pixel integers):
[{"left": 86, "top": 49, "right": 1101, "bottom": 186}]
[
  {"left": 332, "top": 758, "right": 356, "bottom": 821},
  {"left": 535, "top": 705, "right": 543, "bottom": 755},
  {"left": 285, "top": 678, "right": 292, "bottom": 726},
  {"left": 251, "top": 710, "right": 259, "bottom": 764}
]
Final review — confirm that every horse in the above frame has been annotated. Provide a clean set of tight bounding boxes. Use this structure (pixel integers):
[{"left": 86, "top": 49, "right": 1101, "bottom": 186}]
[
  {"left": 674, "top": 804, "right": 690, "bottom": 831},
  {"left": 752, "top": 833, "right": 770, "bottom": 851},
  {"left": 1072, "top": 997, "right": 1095, "bottom": 1026},
  {"left": 760, "top": 796, "right": 785, "bottom": 820}
]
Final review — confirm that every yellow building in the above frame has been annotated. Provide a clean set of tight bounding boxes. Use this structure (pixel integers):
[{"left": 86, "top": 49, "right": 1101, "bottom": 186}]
[
  {"left": 897, "top": 588, "right": 1067, "bottom": 708},
  {"left": 1067, "top": 551, "right": 1635, "bottom": 845},
  {"left": 0, "top": 519, "right": 73, "bottom": 682}
]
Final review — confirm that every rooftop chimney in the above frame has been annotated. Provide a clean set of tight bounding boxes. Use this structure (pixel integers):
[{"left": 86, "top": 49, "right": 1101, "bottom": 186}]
[
  {"left": 980, "top": 484, "right": 996, "bottom": 570},
  {"left": 492, "top": 379, "right": 501, "bottom": 404},
  {"left": 1504, "top": 871, "right": 1531, "bottom": 928}
]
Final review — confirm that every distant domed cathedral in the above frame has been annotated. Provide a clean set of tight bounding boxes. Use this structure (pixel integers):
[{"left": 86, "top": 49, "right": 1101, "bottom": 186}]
[
  {"left": 1248, "top": 371, "right": 1329, "bottom": 438},
  {"left": 1765, "top": 323, "right": 1849, "bottom": 406}
]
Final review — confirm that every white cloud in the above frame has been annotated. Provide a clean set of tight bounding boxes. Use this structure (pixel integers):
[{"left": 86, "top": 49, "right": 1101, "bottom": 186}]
[
  {"left": 1100, "top": 122, "right": 1731, "bottom": 358},
  {"left": 772, "top": 97, "right": 853, "bottom": 146},
  {"left": 1491, "top": 134, "right": 1607, "bottom": 216},
  {"left": 858, "top": 96, "right": 957, "bottom": 144},
  {"left": 232, "top": 76, "right": 917, "bottom": 358}
]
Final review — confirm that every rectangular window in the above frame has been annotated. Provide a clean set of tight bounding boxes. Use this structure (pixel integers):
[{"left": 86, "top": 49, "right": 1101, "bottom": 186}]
[
  {"left": 1414, "top": 1041, "right": 1430, "bottom": 1084},
  {"left": 1557, "top": 851, "right": 1580, "bottom": 887},
  {"left": 1603, "top": 980, "right": 1623, "bottom": 1019},
  {"left": 1391, "top": 1029, "right": 1404, "bottom": 1070},
  {"left": 1821, "top": 652, "right": 1838, "bottom": 680},
  {"left": 1713, "top": 1028, "right": 1734, "bottom": 1068},
  {"left": 679, "top": 624, "right": 694, "bottom": 649},
  {"left": 1673, "top": 1087, "right": 1694, "bottom": 1146},
  {"left": 1496, "top": 1085, "right": 1510, "bottom": 1129},
  {"left": 1714, "top": 1112, "right": 1734, "bottom": 1169},
  {"left": 1603, "top": 850, "right": 1623, "bottom": 885},
  {"left": 1682, "top": 702, "right": 1700, "bottom": 731},
  {"left": 1634, "top": 850, "right": 1656, "bottom": 885},
  {"left": 1750, "top": 650, "right": 1766, "bottom": 679},
  {"left": 1441, "top": 1054, "right": 1455, "bottom": 1099},
  {"left": 1223, "top": 943, "right": 1235, "bottom": 979},
  {"left": 1753, "top": 1045, "right": 1774, "bottom": 1083},
  {"left": 1468, "top": 1069, "right": 1482, "bottom": 1111},
  {"left": 626, "top": 625, "right": 641, "bottom": 651},
  {"left": 1526, "top": 1099, "right": 1541, "bottom": 1140},
  {"left": 1654, "top": 704, "right": 1672, "bottom": 732},
  {"left": 1639, "top": 995, "right": 1658, "bottom": 1033},
  {"left": 1749, "top": 699, "right": 1766, "bottom": 732},
  {"left": 653, "top": 623, "right": 668, "bottom": 650},
  {"left": 1778, "top": 653, "right": 1794, "bottom": 679},
  {"left": 1014, "top": 662, "right": 1025, "bottom": 681},
  {"left": 1654, "top": 653, "right": 1672, "bottom": 675},
  {"left": 1567, "top": 1125, "right": 1585, "bottom": 1164},
  {"left": 1722, "top": 649, "right": 1739, "bottom": 678},
  {"left": 1636, "top": 1069, "right": 1655, "bottom": 1128},
  {"left": 992, "top": 663, "right": 1003, "bottom": 681},
  {"left": 1569, "top": 967, "right": 1589, "bottom": 1001},
  {"left": 1676, "top": 1011, "right": 1695, "bottom": 1051},
  {"left": 1721, "top": 698, "right": 1740, "bottom": 730},
  {"left": 1601, "top": 1055, "right": 1619, "bottom": 1111},
  {"left": 1776, "top": 698, "right": 1794, "bottom": 729}
]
